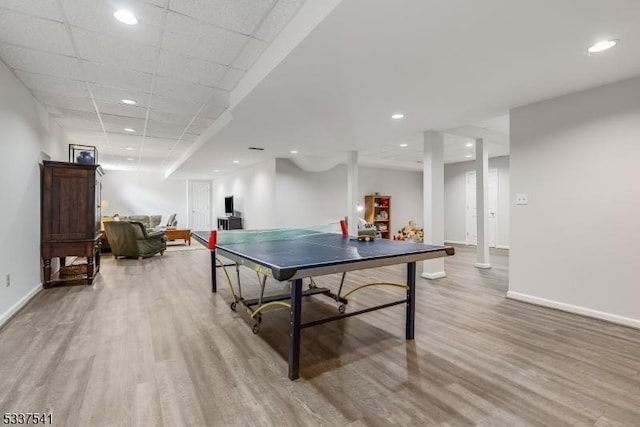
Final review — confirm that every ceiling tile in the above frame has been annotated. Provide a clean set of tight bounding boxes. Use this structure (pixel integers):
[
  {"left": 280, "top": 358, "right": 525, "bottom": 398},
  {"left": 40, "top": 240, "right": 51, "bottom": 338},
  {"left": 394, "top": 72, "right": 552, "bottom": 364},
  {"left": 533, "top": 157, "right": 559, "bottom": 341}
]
[
  {"left": 254, "top": 0, "right": 304, "bottom": 42},
  {"left": 152, "top": 76, "right": 218, "bottom": 104},
  {"left": 156, "top": 49, "right": 226, "bottom": 87},
  {"left": 73, "top": 29, "right": 158, "bottom": 74},
  {"left": 0, "top": 10, "right": 74, "bottom": 55},
  {"left": 163, "top": 12, "right": 249, "bottom": 65},
  {"left": 100, "top": 114, "right": 146, "bottom": 132},
  {"left": 82, "top": 61, "right": 153, "bottom": 93},
  {"left": 232, "top": 37, "right": 267, "bottom": 70},
  {"left": 96, "top": 101, "right": 148, "bottom": 119},
  {"left": 0, "top": 44, "right": 81, "bottom": 79},
  {"left": 147, "top": 109, "right": 192, "bottom": 126},
  {"left": 15, "top": 70, "right": 88, "bottom": 97},
  {"left": 31, "top": 90, "right": 94, "bottom": 112},
  {"left": 168, "top": 0, "right": 275, "bottom": 34},
  {"left": 0, "top": 0, "right": 63, "bottom": 22},
  {"left": 186, "top": 117, "right": 216, "bottom": 134},
  {"left": 150, "top": 95, "right": 200, "bottom": 116},
  {"left": 145, "top": 120, "right": 186, "bottom": 139},
  {"left": 181, "top": 133, "right": 199, "bottom": 142},
  {"left": 88, "top": 84, "right": 150, "bottom": 106},
  {"left": 199, "top": 100, "right": 227, "bottom": 120},
  {"left": 217, "top": 67, "right": 245, "bottom": 91},
  {"left": 60, "top": 0, "right": 164, "bottom": 46}
]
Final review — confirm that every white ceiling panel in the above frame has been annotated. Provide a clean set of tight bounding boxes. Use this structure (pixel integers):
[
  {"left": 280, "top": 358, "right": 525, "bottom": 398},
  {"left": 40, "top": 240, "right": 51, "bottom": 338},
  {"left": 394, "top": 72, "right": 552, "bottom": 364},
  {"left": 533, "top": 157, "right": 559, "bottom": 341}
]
[
  {"left": 15, "top": 70, "right": 89, "bottom": 97},
  {"left": 168, "top": 0, "right": 275, "bottom": 35},
  {"left": 88, "top": 84, "right": 150, "bottom": 106},
  {"left": 60, "top": 0, "right": 165, "bottom": 46},
  {"left": 100, "top": 113, "right": 146, "bottom": 130},
  {"left": 163, "top": 12, "right": 249, "bottom": 65},
  {"left": 31, "top": 90, "right": 94, "bottom": 112},
  {"left": 232, "top": 37, "right": 267, "bottom": 70},
  {"left": 254, "top": 0, "right": 304, "bottom": 42},
  {"left": 186, "top": 117, "right": 217, "bottom": 134},
  {"left": 82, "top": 61, "right": 153, "bottom": 92},
  {"left": 152, "top": 75, "right": 217, "bottom": 104},
  {"left": 199, "top": 101, "right": 227, "bottom": 120},
  {"left": 55, "top": 116, "right": 103, "bottom": 131},
  {"left": 218, "top": 67, "right": 245, "bottom": 91},
  {"left": 0, "top": 0, "right": 64, "bottom": 21},
  {"left": 73, "top": 29, "right": 158, "bottom": 74},
  {"left": 0, "top": 44, "right": 81, "bottom": 79},
  {"left": 149, "top": 95, "right": 200, "bottom": 116},
  {"left": 0, "top": 10, "right": 74, "bottom": 55},
  {"left": 156, "top": 49, "right": 226, "bottom": 87},
  {"left": 145, "top": 120, "right": 186, "bottom": 139},
  {"left": 146, "top": 109, "right": 193, "bottom": 126},
  {"left": 96, "top": 101, "right": 148, "bottom": 119}
]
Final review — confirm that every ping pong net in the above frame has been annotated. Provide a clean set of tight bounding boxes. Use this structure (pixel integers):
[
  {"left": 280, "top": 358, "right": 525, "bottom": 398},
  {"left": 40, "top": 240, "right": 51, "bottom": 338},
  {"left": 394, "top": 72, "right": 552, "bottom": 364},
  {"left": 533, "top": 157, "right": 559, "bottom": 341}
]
[{"left": 211, "top": 221, "right": 345, "bottom": 247}]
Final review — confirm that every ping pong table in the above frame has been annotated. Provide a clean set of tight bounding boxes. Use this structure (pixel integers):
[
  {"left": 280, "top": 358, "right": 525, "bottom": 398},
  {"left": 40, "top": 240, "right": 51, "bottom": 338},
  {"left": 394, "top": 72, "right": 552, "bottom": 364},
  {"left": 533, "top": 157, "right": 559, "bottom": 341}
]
[{"left": 192, "top": 227, "right": 454, "bottom": 380}]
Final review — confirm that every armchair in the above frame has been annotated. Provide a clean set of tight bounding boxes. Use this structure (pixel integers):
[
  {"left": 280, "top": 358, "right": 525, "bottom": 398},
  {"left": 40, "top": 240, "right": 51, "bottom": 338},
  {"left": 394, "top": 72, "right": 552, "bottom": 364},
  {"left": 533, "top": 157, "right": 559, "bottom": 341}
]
[{"left": 104, "top": 221, "right": 167, "bottom": 259}]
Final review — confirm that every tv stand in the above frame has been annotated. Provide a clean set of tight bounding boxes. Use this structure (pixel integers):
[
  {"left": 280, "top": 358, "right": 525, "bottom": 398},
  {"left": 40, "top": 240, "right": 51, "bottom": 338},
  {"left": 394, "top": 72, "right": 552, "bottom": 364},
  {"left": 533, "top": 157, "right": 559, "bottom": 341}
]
[{"left": 218, "top": 216, "right": 243, "bottom": 230}]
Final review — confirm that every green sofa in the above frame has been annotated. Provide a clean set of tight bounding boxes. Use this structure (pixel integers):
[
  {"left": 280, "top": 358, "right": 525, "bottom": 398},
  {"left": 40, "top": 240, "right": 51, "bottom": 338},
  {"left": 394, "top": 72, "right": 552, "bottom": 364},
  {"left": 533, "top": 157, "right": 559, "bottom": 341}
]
[
  {"left": 119, "top": 215, "right": 163, "bottom": 230},
  {"left": 104, "top": 221, "right": 167, "bottom": 259}
]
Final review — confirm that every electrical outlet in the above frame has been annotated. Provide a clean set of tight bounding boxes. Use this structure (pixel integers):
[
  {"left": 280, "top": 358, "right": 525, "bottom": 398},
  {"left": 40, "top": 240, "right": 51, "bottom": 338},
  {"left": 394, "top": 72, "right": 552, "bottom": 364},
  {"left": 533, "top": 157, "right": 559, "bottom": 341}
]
[
  {"left": 516, "top": 193, "right": 528, "bottom": 205},
  {"left": 5, "top": 274, "right": 9, "bottom": 287}
]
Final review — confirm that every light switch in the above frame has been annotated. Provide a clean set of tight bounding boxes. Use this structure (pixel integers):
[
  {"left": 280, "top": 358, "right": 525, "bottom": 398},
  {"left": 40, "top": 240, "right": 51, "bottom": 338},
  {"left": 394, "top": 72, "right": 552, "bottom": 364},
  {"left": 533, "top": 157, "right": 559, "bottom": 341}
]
[{"left": 516, "top": 193, "right": 528, "bottom": 205}]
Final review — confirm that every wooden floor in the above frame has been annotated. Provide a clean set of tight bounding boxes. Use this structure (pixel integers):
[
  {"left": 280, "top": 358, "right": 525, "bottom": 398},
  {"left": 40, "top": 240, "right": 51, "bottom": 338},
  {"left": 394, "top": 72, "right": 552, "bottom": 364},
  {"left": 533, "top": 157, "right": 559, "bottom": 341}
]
[{"left": 1, "top": 244, "right": 639, "bottom": 426}]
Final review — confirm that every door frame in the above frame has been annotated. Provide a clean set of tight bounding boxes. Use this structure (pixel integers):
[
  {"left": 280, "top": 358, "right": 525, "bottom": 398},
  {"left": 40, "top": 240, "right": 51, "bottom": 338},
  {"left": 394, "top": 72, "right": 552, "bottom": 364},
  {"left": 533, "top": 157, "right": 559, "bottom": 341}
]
[
  {"left": 188, "top": 180, "right": 212, "bottom": 230},
  {"left": 465, "top": 169, "right": 498, "bottom": 247}
]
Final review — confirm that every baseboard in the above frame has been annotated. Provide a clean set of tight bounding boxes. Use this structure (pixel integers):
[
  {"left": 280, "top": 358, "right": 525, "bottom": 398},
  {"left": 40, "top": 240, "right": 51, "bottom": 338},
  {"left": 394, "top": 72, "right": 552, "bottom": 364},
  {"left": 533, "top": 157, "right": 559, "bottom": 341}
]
[
  {"left": 444, "top": 240, "right": 467, "bottom": 246},
  {"left": 0, "top": 283, "right": 43, "bottom": 329},
  {"left": 474, "top": 263, "right": 491, "bottom": 269},
  {"left": 495, "top": 245, "right": 510, "bottom": 250},
  {"left": 506, "top": 291, "right": 640, "bottom": 330},
  {"left": 421, "top": 271, "right": 446, "bottom": 280}
]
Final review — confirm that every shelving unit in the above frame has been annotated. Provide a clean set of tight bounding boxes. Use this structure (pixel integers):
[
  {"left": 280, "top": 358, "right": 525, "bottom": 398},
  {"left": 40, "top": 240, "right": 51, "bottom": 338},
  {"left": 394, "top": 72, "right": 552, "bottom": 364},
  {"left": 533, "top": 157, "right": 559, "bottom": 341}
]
[{"left": 364, "top": 195, "right": 391, "bottom": 239}]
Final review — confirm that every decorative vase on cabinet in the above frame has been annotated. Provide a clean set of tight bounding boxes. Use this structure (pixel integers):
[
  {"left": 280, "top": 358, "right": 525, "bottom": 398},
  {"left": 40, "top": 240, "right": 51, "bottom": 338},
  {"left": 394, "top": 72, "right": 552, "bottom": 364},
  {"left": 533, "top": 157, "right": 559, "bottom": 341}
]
[{"left": 41, "top": 161, "right": 103, "bottom": 287}]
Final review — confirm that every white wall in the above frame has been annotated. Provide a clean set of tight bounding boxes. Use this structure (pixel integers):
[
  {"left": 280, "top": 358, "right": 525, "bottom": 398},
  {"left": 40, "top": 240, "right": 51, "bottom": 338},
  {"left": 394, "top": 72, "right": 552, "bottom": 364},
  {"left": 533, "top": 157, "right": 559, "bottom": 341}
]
[
  {"left": 0, "top": 61, "right": 67, "bottom": 325},
  {"left": 444, "top": 156, "right": 510, "bottom": 248},
  {"left": 275, "top": 159, "right": 423, "bottom": 234},
  {"left": 101, "top": 170, "right": 188, "bottom": 227},
  {"left": 509, "top": 75, "right": 640, "bottom": 327},
  {"left": 212, "top": 160, "right": 277, "bottom": 230}
]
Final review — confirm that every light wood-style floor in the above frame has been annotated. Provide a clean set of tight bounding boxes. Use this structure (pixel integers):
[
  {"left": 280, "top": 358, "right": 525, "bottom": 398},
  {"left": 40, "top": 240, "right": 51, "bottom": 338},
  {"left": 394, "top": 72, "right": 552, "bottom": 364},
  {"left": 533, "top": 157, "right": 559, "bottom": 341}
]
[{"left": 1, "top": 244, "right": 639, "bottom": 426}]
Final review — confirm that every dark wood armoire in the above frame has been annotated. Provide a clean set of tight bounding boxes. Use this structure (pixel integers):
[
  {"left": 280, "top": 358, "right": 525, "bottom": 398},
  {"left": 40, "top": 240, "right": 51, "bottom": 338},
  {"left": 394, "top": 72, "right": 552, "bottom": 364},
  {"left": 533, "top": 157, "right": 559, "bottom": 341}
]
[{"left": 41, "top": 161, "right": 103, "bottom": 287}]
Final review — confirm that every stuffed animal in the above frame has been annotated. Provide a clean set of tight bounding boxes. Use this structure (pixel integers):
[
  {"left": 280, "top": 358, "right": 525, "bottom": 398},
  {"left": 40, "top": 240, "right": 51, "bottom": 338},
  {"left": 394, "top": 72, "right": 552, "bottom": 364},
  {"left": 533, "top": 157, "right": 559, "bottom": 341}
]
[{"left": 398, "top": 220, "right": 424, "bottom": 243}]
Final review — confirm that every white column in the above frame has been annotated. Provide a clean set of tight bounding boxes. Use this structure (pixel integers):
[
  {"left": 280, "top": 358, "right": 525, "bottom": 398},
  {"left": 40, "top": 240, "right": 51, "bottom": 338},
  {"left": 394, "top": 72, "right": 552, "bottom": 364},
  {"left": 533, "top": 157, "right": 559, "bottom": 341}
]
[
  {"left": 475, "top": 138, "right": 491, "bottom": 269},
  {"left": 347, "top": 151, "right": 359, "bottom": 237},
  {"left": 422, "top": 131, "right": 446, "bottom": 279}
]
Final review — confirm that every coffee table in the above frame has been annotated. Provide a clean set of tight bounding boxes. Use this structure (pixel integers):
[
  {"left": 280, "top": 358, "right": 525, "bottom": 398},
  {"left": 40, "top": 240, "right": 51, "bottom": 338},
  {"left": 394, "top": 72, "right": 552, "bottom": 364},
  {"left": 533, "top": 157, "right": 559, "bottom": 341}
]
[{"left": 163, "top": 228, "right": 191, "bottom": 245}]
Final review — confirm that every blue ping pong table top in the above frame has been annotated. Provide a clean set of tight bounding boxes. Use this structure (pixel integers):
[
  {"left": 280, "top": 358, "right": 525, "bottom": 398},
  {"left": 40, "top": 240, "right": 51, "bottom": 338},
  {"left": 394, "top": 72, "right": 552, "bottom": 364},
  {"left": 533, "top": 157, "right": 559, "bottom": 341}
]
[{"left": 192, "top": 230, "right": 454, "bottom": 281}]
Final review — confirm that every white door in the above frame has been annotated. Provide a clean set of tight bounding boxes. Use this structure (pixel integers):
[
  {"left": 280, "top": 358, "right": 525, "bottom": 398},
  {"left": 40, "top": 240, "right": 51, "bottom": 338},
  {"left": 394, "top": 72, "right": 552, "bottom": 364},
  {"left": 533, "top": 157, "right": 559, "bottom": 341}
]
[
  {"left": 188, "top": 180, "right": 211, "bottom": 230},
  {"left": 466, "top": 170, "right": 498, "bottom": 247}
]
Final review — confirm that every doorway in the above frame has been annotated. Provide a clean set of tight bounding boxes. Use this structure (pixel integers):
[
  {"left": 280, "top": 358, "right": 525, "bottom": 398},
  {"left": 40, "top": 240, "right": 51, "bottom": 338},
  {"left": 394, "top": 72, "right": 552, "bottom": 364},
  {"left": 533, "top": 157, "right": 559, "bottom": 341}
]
[
  {"left": 465, "top": 170, "right": 498, "bottom": 247},
  {"left": 188, "top": 180, "right": 212, "bottom": 230}
]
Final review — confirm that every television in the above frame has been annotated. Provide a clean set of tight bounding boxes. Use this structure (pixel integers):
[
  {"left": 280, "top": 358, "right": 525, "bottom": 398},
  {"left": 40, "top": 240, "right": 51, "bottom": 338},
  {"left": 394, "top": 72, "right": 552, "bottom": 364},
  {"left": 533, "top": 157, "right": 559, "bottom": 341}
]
[{"left": 224, "top": 196, "right": 234, "bottom": 217}]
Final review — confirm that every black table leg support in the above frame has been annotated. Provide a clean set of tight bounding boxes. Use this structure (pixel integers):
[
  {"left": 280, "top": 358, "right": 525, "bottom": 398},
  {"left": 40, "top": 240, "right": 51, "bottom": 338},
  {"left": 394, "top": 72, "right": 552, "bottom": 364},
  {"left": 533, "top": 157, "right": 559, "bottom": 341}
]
[
  {"left": 210, "top": 250, "right": 217, "bottom": 293},
  {"left": 288, "top": 278, "right": 303, "bottom": 380},
  {"left": 406, "top": 261, "right": 416, "bottom": 340}
]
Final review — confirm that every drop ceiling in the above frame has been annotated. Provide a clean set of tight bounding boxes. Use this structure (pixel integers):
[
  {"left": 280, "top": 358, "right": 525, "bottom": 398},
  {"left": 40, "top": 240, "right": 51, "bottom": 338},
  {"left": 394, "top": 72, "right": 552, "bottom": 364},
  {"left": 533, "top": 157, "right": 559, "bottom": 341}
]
[{"left": 1, "top": 0, "right": 640, "bottom": 177}]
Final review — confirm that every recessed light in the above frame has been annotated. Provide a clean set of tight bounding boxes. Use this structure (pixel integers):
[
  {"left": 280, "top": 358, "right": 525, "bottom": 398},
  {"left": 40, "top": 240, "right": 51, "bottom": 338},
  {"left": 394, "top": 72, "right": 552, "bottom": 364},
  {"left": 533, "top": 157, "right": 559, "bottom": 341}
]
[
  {"left": 465, "top": 155, "right": 473, "bottom": 158},
  {"left": 123, "top": 128, "right": 135, "bottom": 132},
  {"left": 465, "top": 142, "right": 474, "bottom": 147},
  {"left": 391, "top": 113, "right": 404, "bottom": 120},
  {"left": 290, "top": 150, "right": 298, "bottom": 154},
  {"left": 213, "top": 169, "right": 220, "bottom": 172},
  {"left": 121, "top": 99, "right": 136, "bottom": 105},
  {"left": 232, "top": 160, "right": 239, "bottom": 164},
  {"left": 399, "top": 143, "right": 408, "bottom": 148},
  {"left": 114, "top": 9, "right": 138, "bottom": 25},
  {"left": 588, "top": 40, "right": 617, "bottom": 53},
  {"left": 125, "top": 147, "right": 135, "bottom": 151}
]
